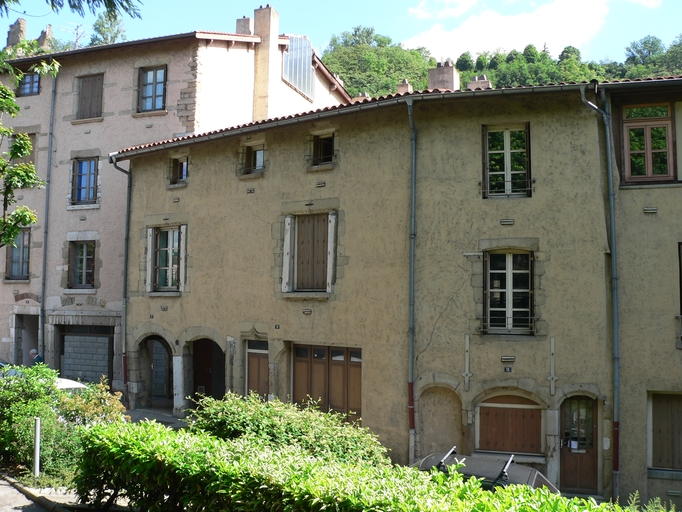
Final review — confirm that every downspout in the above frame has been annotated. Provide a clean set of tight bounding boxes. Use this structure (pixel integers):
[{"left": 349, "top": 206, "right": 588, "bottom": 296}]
[
  {"left": 406, "top": 97, "right": 417, "bottom": 463},
  {"left": 580, "top": 85, "right": 620, "bottom": 499},
  {"left": 109, "top": 155, "right": 131, "bottom": 405},
  {"left": 39, "top": 70, "right": 57, "bottom": 361}
]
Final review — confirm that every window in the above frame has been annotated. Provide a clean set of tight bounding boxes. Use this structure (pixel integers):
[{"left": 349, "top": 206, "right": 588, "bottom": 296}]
[
  {"left": 282, "top": 212, "right": 337, "bottom": 293},
  {"left": 623, "top": 104, "right": 673, "bottom": 182},
  {"left": 478, "top": 395, "right": 543, "bottom": 454},
  {"left": 293, "top": 345, "right": 361, "bottom": 421},
  {"left": 6, "top": 229, "right": 30, "bottom": 280},
  {"left": 651, "top": 394, "right": 682, "bottom": 470},
  {"left": 77, "top": 74, "right": 103, "bottom": 119},
  {"left": 69, "top": 242, "right": 95, "bottom": 288},
  {"left": 311, "top": 133, "right": 335, "bottom": 166},
  {"left": 483, "top": 125, "right": 531, "bottom": 197},
  {"left": 484, "top": 251, "right": 534, "bottom": 334},
  {"left": 239, "top": 145, "right": 265, "bottom": 175},
  {"left": 138, "top": 66, "right": 166, "bottom": 112},
  {"left": 146, "top": 226, "right": 187, "bottom": 293},
  {"left": 72, "top": 159, "right": 98, "bottom": 204},
  {"left": 16, "top": 73, "right": 39, "bottom": 96},
  {"left": 11, "top": 133, "right": 35, "bottom": 165},
  {"left": 169, "top": 157, "right": 188, "bottom": 184}
]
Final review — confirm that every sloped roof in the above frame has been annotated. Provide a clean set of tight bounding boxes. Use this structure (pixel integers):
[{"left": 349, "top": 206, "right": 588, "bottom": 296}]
[{"left": 110, "top": 75, "right": 682, "bottom": 162}]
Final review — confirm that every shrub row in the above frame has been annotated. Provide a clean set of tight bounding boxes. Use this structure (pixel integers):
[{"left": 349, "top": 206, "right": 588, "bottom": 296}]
[
  {"left": 76, "top": 420, "right": 631, "bottom": 512},
  {"left": 186, "top": 392, "right": 390, "bottom": 466}
]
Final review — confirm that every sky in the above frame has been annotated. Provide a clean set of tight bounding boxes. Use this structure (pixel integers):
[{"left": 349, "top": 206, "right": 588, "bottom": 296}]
[{"left": 5, "top": 0, "right": 681, "bottom": 63}]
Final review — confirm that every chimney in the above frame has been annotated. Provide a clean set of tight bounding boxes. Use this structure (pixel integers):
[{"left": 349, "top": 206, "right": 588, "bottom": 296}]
[
  {"left": 351, "top": 92, "right": 371, "bottom": 104},
  {"left": 6, "top": 18, "right": 26, "bottom": 48},
  {"left": 236, "top": 16, "right": 253, "bottom": 35},
  {"left": 427, "top": 61, "right": 460, "bottom": 91},
  {"left": 252, "top": 4, "right": 279, "bottom": 121},
  {"left": 37, "top": 24, "right": 52, "bottom": 49},
  {"left": 467, "top": 75, "right": 492, "bottom": 91},
  {"left": 397, "top": 79, "right": 413, "bottom": 94}
]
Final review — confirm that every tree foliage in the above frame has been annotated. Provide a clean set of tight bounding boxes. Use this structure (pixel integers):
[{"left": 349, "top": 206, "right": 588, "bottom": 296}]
[
  {"left": 89, "top": 10, "right": 126, "bottom": 46},
  {"left": 322, "top": 26, "right": 436, "bottom": 97},
  {"left": 0, "top": 0, "right": 140, "bottom": 18}
]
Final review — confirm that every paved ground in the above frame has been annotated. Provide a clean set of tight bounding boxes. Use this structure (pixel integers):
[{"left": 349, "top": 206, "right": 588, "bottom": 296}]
[{"left": 0, "top": 477, "right": 48, "bottom": 511}]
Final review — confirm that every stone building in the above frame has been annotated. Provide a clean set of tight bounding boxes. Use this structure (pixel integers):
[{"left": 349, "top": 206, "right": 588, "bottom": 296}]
[{"left": 0, "top": 6, "right": 349, "bottom": 392}]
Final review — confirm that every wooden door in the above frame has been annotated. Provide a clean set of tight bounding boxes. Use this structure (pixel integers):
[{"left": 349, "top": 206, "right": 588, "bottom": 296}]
[
  {"left": 193, "top": 338, "right": 213, "bottom": 397},
  {"left": 247, "top": 352, "right": 269, "bottom": 398},
  {"left": 560, "top": 396, "right": 598, "bottom": 494}
]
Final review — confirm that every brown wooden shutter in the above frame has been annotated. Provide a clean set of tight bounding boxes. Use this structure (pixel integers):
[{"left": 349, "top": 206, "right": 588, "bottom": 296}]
[
  {"left": 329, "top": 349, "right": 347, "bottom": 413},
  {"left": 482, "top": 126, "right": 489, "bottom": 198},
  {"left": 296, "top": 213, "right": 329, "bottom": 290},
  {"left": 79, "top": 74, "right": 103, "bottom": 119},
  {"left": 247, "top": 352, "right": 269, "bottom": 398},
  {"left": 293, "top": 346, "right": 311, "bottom": 404},
  {"left": 652, "top": 394, "right": 682, "bottom": 469},
  {"left": 525, "top": 123, "right": 532, "bottom": 197},
  {"left": 347, "top": 352, "right": 362, "bottom": 422},
  {"left": 310, "top": 346, "right": 328, "bottom": 410}
]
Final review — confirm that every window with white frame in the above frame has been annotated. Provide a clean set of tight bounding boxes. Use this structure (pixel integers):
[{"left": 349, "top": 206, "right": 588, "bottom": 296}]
[
  {"left": 623, "top": 104, "right": 673, "bottom": 182},
  {"left": 477, "top": 395, "right": 543, "bottom": 454},
  {"left": 483, "top": 125, "right": 531, "bottom": 197},
  {"left": 69, "top": 241, "right": 95, "bottom": 288},
  {"left": 282, "top": 212, "right": 337, "bottom": 293},
  {"left": 72, "top": 158, "right": 98, "bottom": 205},
  {"left": 650, "top": 393, "right": 682, "bottom": 470},
  {"left": 6, "top": 229, "right": 30, "bottom": 280},
  {"left": 484, "top": 251, "right": 534, "bottom": 334},
  {"left": 146, "top": 226, "right": 187, "bottom": 292}
]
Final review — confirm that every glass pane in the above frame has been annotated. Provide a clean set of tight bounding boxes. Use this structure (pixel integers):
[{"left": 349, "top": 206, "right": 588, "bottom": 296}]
[
  {"left": 630, "top": 154, "right": 646, "bottom": 176},
  {"left": 142, "top": 98, "right": 152, "bottom": 110},
  {"left": 652, "top": 152, "right": 669, "bottom": 175},
  {"left": 513, "top": 272, "right": 530, "bottom": 290},
  {"left": 488, "top": 174, "right": 505, "bottom": 194},
  {"left": 155, "top": 83, "right": 164, "bottom": 96},
  {"left": 144, "top": 70, "right": 154, "bottom": 84},
  {"left": 628, "top": 128, "right": 645, "bottom": 151},
  {"left": 512, "top": 310, "right": 530, "bottom": 328},
  {"left": 350, "top": 350, "right": 362, "bottom": 362},
  {"left": 157, "top": 69, "right": 165, "bottom": 82},
  {"left": 490, "top": 272, "right": 506, "bottom": 290},
  {"left": 171, "top": 248, "right": 179, "bottom": 266},
  {"left": 248, "top": 340, "right": 268, "bottom": 351},
  {"left": 172, "top": 230, "right": 179, "bottom": 249},
  {"left": 511, "top": 173, "right": 527, "bottom": 193},
  {"left": 490, "top": 291, "right": 506, "bottom": 308},
  {"left": 313, "top": 348, "right": 326, "bottom": 359},
  {"left": 650, "top": 126, "right": 667, "bottom": 151},
  {"left": 625, "top": 106, "right": 668, "bottom": 119},
  {"left": 158, "top": 269, "right": 168, "bottom": 287},
  {"left": 510, "top": 130, "right": 526, "bottom": 150},
  {"left": 490, "top": 310, "right": 506, "bottom": 327},
  {"left": 513, "top": 254, "right": 529, "bottom": 271},
  {"left": 331, "top": 349, "right": 344, "bottom": 361},
  {"left": 489, "top": 253, "right": 506, "bottom": 270},
  {"left": 143, "top": 84, "right": 153, "bottom": 97},
  {"left": 488, "top": 131, "right": 504, "bottom": 151},
  {"left": 488, "top": 153, "right": 505, "bottom": 173},
  {"left": 158, "top": 250, "right": 168, "bottom": 268},
  {"left": 513, "top": 291, "right": 530, "bottom": 309},
  {"left": 295, "top": 346, "right": 308, "bottom": 358},
  {"left": 254, "top": 149, "right": 264, "bottom": 170},
  {"left": 158, "top": 231, "right": 169, "bottom": 249},
  {"left": 511, "top": 152, "right": 527, "bottom": 172}
]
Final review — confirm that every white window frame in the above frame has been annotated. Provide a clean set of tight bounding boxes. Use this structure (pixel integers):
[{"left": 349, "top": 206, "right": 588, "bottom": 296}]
[
  {"left": 484, "top": 124, "right": 530, "bottom": 197},
  {"left": 281, "top": 211, "right": 337, "bottom": 294},
  {"left": 146, "top": 225, "right": 187, "bottom": 293},
  {"left": 485, "top": 251, "right": 533, "bottom": 334}
]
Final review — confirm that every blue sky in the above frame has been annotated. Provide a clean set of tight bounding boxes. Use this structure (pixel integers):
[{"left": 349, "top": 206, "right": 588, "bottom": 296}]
[{"left": 6, "top": 0, "right": 681, "bottom": 63}]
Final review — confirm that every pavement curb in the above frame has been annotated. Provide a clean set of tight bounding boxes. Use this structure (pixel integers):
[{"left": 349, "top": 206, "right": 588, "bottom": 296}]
[{"left": 1, "top": 473, "right": 73, "bottom": 512}]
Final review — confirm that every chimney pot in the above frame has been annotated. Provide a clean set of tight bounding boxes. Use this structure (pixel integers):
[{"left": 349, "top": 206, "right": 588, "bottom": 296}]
[{"left": 397, "top": 79, "right": 413, "bottom": 94}]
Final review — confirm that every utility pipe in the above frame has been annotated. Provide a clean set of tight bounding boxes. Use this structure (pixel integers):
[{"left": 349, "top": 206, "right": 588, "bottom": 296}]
[
  {"left": 39, "top": 71, "right": 57, "bottom": 362},
  {"left": 406, "top": 97, "right": 417, "bottom": 463},
  {"left": 109, "top": 155, "right": 131, "bottom": 405},
  {"left": 580, "top": 85, "right": 620, "bottom": 499}
]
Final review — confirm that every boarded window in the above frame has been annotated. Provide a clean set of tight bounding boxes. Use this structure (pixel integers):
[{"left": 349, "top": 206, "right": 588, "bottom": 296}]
[
  {"left": 478, "top": 395, "right": 542, "bottom": 454},
  {"left": 293, "top": 345, "right": 361, "bottom": 421},
  {"left": 651, "top": 394, "right": 682, "bottom": 469},
  {"left": 78, "top": 74, "right": 103, "bottom": 119},
  {"left": 296, "top": 213, "right": 328, "bottom": 290}
]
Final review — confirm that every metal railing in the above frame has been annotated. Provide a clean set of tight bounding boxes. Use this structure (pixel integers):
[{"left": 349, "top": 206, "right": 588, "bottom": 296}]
[
  {"left": 479, "top": 178, "right": 535, "bottom": 197},
  {"left": 478, "top": 315, "right": 538, "bottom": 335}
]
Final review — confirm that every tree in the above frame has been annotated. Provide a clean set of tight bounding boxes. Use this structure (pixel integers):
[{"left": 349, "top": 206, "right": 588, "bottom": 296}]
[
  {"left": 454, "top": 51, "right": 474, "bottom": 71},
  {"left": 0, "top": 0, "right": 140, "bottom": 18},
  {"left": 322, "top": 26, "right": 436, "bottom": 97},
  {"left": 663, "top": 34, "right": 682, "bottom": 74},
  {"left": 625, "top": 35, "right": 665, "bottom": 67},
  {"left": 559, "top": 46, "right": 581, "bottom": 63},
  {"left": 89, "top": 11, "right": 126, "bottom": 46}
]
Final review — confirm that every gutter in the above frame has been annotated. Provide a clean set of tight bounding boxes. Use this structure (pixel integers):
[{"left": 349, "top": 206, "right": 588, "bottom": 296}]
[
  {"left": 580, "top": 84, "right": 620, "bottom": 499},
  {"left": 406, "top": 98, "right": 417, "bottom": 463},
  {"left": 39, "top": 71, "right": 57, "bottom": 361},
  {"left": 108, "top": 155, "right": 132, "bottom": 404}
]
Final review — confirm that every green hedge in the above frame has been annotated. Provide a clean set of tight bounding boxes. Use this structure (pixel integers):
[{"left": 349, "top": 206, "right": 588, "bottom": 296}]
[
  {"left": 186, "top": 392, "right": 390, "bottom": 466},
  {"left": 76, "top": 421, "right": 630, "bottom": 512}
]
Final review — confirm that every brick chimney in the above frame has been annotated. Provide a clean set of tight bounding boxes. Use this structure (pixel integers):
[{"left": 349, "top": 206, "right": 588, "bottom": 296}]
[
  {"left": 252, "top": 5, "right": 279, "bottom": 121},
  {"left": 427, "top": 61, "right": 460, "bottom": 91},
  {"left": 467, "top": 75, "right": 492, "bottom": 90},
  {"left": 236, "top": 16, "right": 253, "bottom": 35},
  {"left": 37, "top": 24, "right": 52, "bottom": 49},
  {"left": 6, "top": 18, "right": 26, "bottom": 48},
  {"left": 397, "top": 79, "right": 413, "bottom": 94}
]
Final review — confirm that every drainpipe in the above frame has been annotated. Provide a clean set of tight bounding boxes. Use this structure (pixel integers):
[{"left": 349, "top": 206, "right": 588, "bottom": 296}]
[
  {"left": 109, "top": 155, "right": 131, "bottom": 405},
  {"left": 580, "top": 85, "right": 620, "bottom": 499},
  {"left": 39, "top": 71, "right": 57, "bottom": 361},
  {"left": 406, "top": 97, "right": 417, "bottom": 463}
]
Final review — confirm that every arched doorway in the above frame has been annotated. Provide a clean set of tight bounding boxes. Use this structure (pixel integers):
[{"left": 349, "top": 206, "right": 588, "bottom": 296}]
[
  {"left": 560, "top": 395, "right": 598, "bottom": 494},
  {"left": 139, "top": 337, "right": 173, "bottom": 409},
  {"left": 419, "top": 387, "right": 462, "bottom": 457},
  {"left": 192, "top": 338, "right": 225, "bottom": 399}
]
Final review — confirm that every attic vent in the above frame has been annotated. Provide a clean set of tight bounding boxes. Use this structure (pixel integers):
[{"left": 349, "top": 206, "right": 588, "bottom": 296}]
[{"left": 282, "top": 35, "right": 314, "bottom": 100}]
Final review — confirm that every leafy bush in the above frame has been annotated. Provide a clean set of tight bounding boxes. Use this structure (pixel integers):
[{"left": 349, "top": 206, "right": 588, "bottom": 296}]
[
  {"left": 58, "top": 376, "right": 128, "bottom": 425},
  {"left": 186, "top": 392, "right": 390, "bottom": 465}
]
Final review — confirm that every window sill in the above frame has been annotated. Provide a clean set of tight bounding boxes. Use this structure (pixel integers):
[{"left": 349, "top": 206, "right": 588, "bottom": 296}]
[
  {"left": 648, "top": 469, "right": 682, "bottom": 481},
  {"left": 166, "top": 181, "right": 187, "bottom": 189},
  {"left": 620, "top": 181, "right": 682, "bottom": 189},
  {"left": 306, "top": 162, "right": 335, "bottom": 173},
  {"left": 71, "top": 117, "right": 103, "bottom": 125},
  {"left": 67, "top": 203, "right": 101, "bottom": 211},
  {"left": 478, "top": 333, "right": 539, "bottom": 342},
  {"left": 4, "top": 278, "right": 30, "bottom": 284},
  {"left": 133, "top": 110, "right": 168, "bottom": 118},
  {"left": 63, "top": 288, "right": 96, "bottom": 295},
  {"left": 148, "top": 291, "right": 181, "bottom": 297},
  {"left": 474, "top": 451, "right": 546, "bottom": 465},
  {"left": 283, "top": 292, "right": 329, "bottom": 301},
  {"left": 239, "top": 170, "right": 264, "bottom": 180}
]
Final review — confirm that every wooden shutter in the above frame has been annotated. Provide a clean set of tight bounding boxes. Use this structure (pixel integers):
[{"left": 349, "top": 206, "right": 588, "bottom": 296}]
[
  {"left": 524, "top": 123, "right": 532, "bottom": 197},
  {"left": 179, "top": 225, "right": 187, "bottom": 292},
  {"left": 296, "top": 214, "right": 328, "bottom": 290},
  {"left": 482, "top": 126, "right": 489, "bottom": 198},
  {"left": 146, "top": 228, "right": 154, "bottom": 292},
  {"left": 348, "top": 350, "right": 362, "bottom": 422},
  {"left": 479, "top": 396, "right": 542, "bottom": 454},
  {"left": 247, "top": 352, "right": 269, "bottom": 398},
  {"left": 282, "top": 215, "right": 294, "bottom": 292},
  {"left": 652, "top": 394, "right": 682, "bottom": 469},
  {"left": 79, "top": 74, "right": 103, "bottom": 119},
  {"left": 310, "top": 347, "right": 328, "bottom": 410},
  {"left": 329, "top": 349, "right": 347, "bottom": 413},
  {"left": 293, "top": 346, "right": 310, "bottom": 404}
]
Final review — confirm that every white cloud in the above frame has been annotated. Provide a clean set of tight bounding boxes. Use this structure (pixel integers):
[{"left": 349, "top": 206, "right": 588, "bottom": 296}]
[
  {"left": 624, "top": 0, "right": 661, "bottom": 6},
  {"left": 408, "top": 0, "right": 480, "bottom": 20},
  {"left": 403, "top": 0, "right": 609, "bottom": 60}
]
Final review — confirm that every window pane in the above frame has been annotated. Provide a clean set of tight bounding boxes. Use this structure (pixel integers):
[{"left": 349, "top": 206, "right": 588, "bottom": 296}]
[
  {"left": 313, "top": 348, "right": 326, "bottom": 359},
  {"left": 248, "top": 340, "right": 268, "bottom": 351},
  {"left": 488, "top": 153, "right": 505, "bottom": 173},
  {"left": 295, "top": 347, "right": 308, "bottom": 358},
  {"left": 513, "top": 291, "right": 530, "bottom": 309},
  {"left": 157, "top": 69, "right": 165, "bottom": 82},
  {"left": 350, "top": 350, "right": 362, "bottom": 362},
  {"left": 630, "top": 154, "right": 646, "bottom": 176},
  {"left": 488, "top": 174, "right": 505, "bottom": 194},
  {"left": 490, "top": 310, "right": 506, "bottom": 327},
  {"left": 513, "top": 254, "right": 529, "bottom": 271},
  {"left": 158, "top": 231, "right": 169, "bottom": 249},
  {"left": 158, "top": 269, "right": 168, "bottom": 287},
  {"left": 331, "top": 349, "right": 344, "bottom": 361},
  {"left": 158, "top": 250, "right": 168, "bottom": 267},
  {"left": 511, "top": 173, "right": 527, "bottom": 193},
  {"left": 652, "top": 152, "right": 669, "bottom": 175},
  {"left": 488, "top": 132, "right": 504, "bottom": 151},
  {"left": 489, "top": 253, "right": 506, "bottom": 270},
  {"left": 513, "top": 272, "right": 530, "bottom": 290},
  {"left": 512, "top": 310, "right": 531, "bottom": 328},
  {"left": 509, "top": 130, "right": 526, "bottom": 150},
  {"left": 628, "top": 128, "right": 645, "bottom": 151},
  {"left": 490, "top": 291, "right": 506, "bottom": 308},
  {"left": 511, "top": 152, "right": 527, "bottom": 172},
  {"left": 490, "top": 272, "right": 506, "bottom": 290},
  {"left": 625, "top": 106, "right": 668, "bottom": 119},
  {"left": 650, "top": 126, "right": 667, "bottom": 151}
]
